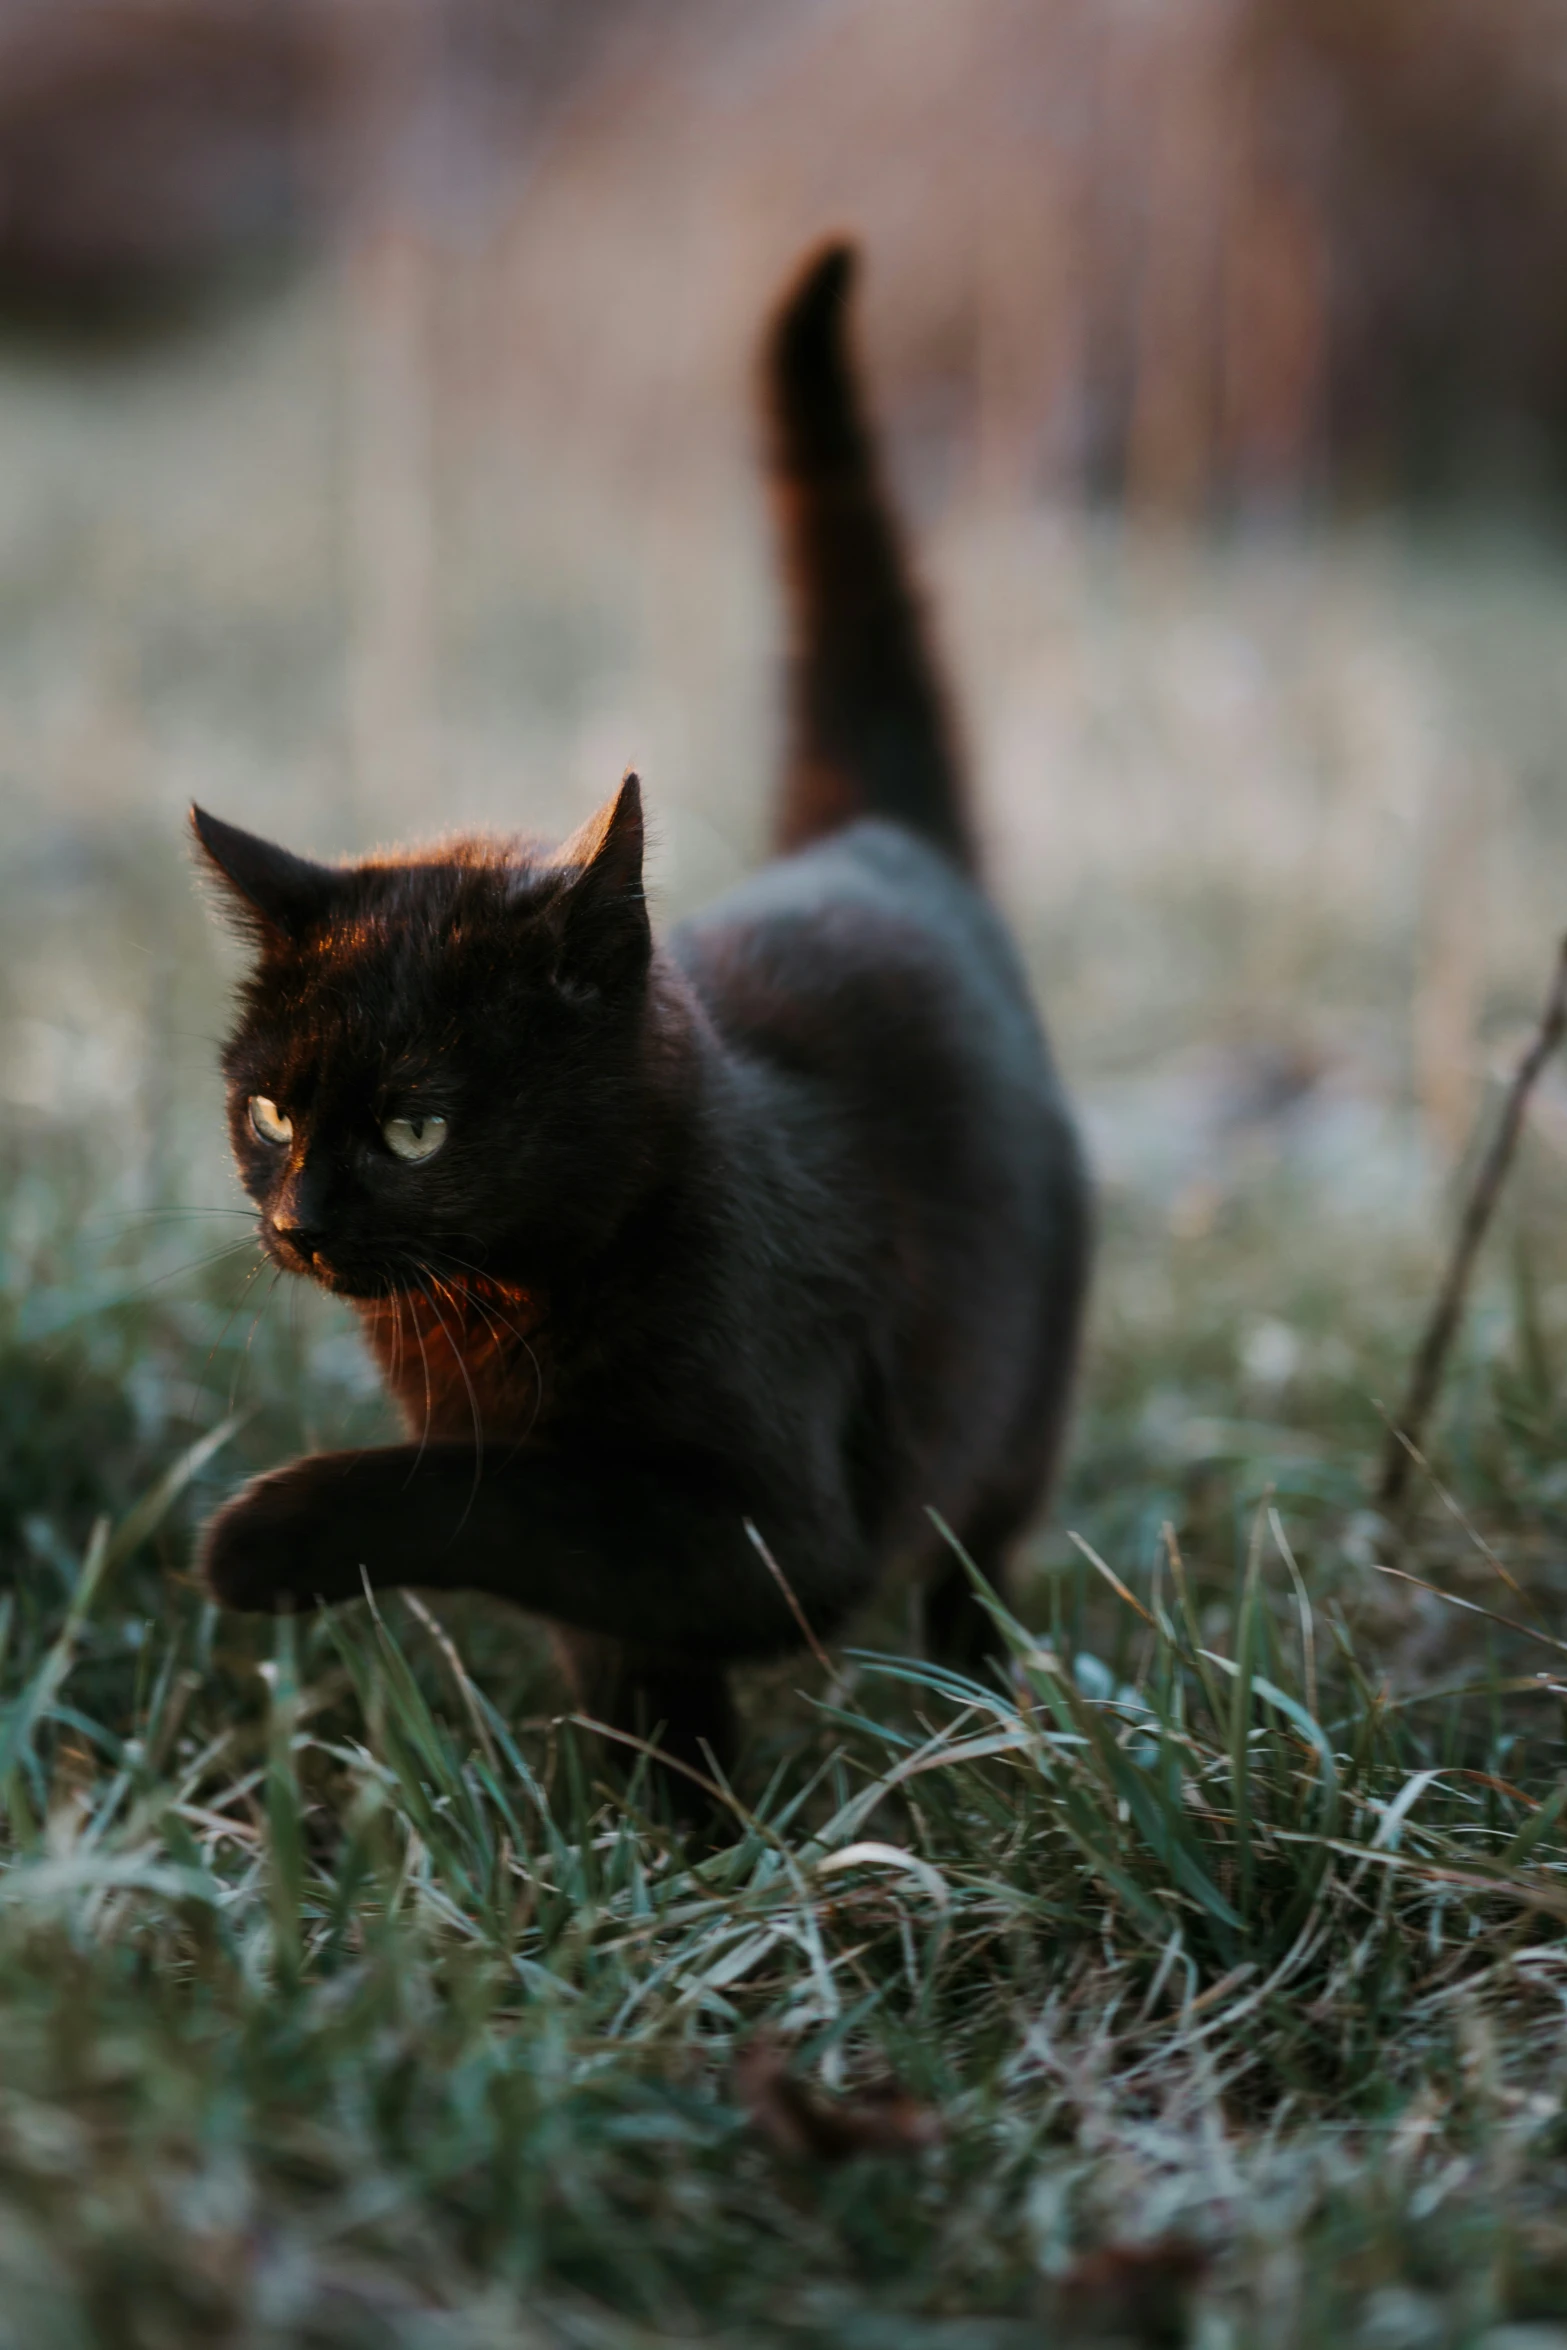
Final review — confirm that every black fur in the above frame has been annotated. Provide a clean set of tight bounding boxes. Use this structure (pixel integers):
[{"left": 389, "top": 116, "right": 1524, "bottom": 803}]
[
  {"left": 192, "top": 240, "right": 1091, "bottom": 1773},
  {"left": 766, "top": 242, "right": 973, "bottom": 867}
]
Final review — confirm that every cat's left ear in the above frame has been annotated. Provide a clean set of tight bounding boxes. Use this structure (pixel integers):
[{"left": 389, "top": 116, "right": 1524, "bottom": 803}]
[
  {"left": 546, "top": 771, "right": 651, "bottom": 995},
  {"left": 190, "top": 805, "right": 343, "bottom": 947}
]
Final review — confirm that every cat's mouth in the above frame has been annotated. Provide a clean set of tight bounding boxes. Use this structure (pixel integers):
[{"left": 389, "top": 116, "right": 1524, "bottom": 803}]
[{"left": 262, "top": 1228, "right": 399, "bottom": 1298}]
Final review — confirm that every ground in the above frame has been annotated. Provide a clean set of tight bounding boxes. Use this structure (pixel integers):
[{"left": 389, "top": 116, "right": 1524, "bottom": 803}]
[{"left": 3, "top": 269, "right": 1567, "bottom": 2347}]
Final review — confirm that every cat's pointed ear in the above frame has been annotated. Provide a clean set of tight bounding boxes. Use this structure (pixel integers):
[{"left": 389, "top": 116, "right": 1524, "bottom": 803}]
[
  {"left": 190, "top": 806, "right": 342, "bottom": 945},
  {"left": 546, "top": 771, "right": 651, "bottom": 995}
]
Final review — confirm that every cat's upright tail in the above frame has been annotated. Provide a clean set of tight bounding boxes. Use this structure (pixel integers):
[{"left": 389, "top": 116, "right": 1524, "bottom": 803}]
[{"left": 764, "top": 240, "right": 974, "bottom": 871}]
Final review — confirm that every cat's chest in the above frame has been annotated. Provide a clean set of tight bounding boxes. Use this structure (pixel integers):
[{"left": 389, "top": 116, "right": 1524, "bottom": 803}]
[{"left": 358, "top": 1281, "right": 548, "bottom": 1444}]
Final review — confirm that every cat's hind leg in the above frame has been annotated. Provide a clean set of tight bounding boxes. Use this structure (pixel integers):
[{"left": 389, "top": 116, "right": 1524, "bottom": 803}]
[
  {"left": 923, "top": 1482, "right": 1044, "bottom": 1686},
  {"left": 556, "top": 1629, "right": 740, "bottom": 1794},
  {"left": 925, "top": 1541, "right": 1011, "bottom": 1686}
]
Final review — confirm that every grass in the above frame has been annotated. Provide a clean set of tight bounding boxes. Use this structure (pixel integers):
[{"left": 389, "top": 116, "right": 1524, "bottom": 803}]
[
  {"left": 7, "top": 284, "right": 1567, "bottom": 2342},
  {"left": 4, "top": 1143, "right": 1567, "bottom": 2348},
  {"left": 6, "top": 163, "right": 1567, "bottom": 2344}
]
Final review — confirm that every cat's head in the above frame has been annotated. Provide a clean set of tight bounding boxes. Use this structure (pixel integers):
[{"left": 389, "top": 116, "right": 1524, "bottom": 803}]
[{"left": 193, "top": 774, "right": 660, "bottom": 1299}]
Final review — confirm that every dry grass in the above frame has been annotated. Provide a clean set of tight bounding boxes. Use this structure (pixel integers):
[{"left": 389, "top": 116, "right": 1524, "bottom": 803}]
[
  {"left": 4, "top": 102, "right": 1567, "bottom": 2337},
  {"left": 4, "top": 1127, "right": 1567, "bottom": 2342}
]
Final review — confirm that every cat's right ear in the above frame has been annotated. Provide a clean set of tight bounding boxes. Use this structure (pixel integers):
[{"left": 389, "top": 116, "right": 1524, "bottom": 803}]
[
  {"left": 190, "top": 806, "right": 342, "bottom": 947},
  {"left": 544, "top": 771, "right": 651, "bottom": 997}
]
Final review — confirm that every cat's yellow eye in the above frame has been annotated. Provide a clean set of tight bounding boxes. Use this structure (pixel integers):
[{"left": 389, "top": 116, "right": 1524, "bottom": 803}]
[
  {"left": 249, "top": 1095, "right": 293, "bottom": 1147},
  {"left": 383, "top": 1112, "right": 448, "bottom": 1164}
]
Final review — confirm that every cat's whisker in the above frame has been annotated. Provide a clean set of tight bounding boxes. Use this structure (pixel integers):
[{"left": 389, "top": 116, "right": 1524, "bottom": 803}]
[
  {"left": 458, "top": 1267, "right": 543, "bottom": 1438},
  {"left": 87, "top": 1206, "right": 256, "bottom": 1222},
  {"left": 407, "top": 1248, "right": 545, "bottom": 1461},
  {"left": 394, "top": 1252, "right": 437, "bottom": 1481},
  {"left": 81, "top": 1207, "right": 259, "bottom": 1244},
  {"left": 230, "top": 1269, "right": 285, "bottom": 1418},
  {"left": 422, "top": 1267, "right": 487, "bottom": 1399},
  {"left": 429, "top": 1256, "right": 545, "bottom": 1445},
  {"left": 420, "top": 1246, "right": 539, "bottom": 1359},
  {"left": 413, "top": 1262, "right": 488, "bottom": 1529},
  {"left": 420, "top": 1249, "right": 518, "bottom": 1358},
  {"left": 386, "top": 1284, "right": 406, "bottom": 1389},
  {"left": 99, "top": 1236, "right": 264, "bottom": 1315},
  {"left": 518, "top": 1339, "right": 544, "bottom": 1445},
  {"left": 188, "top": 1253, "right": 272, "bottom": 1426}
]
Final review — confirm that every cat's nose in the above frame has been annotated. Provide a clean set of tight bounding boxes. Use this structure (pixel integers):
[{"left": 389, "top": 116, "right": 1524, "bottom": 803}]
[
  {"left": 271, "top": 1216, "right": 326, "bottom": 1253},
  {"left": 273, "top": 1157, "right": 336, "bottom": 1252}
]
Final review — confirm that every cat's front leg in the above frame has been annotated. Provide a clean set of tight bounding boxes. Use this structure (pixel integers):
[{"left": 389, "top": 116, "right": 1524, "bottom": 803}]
[
  {"left": 197, "top": 1443, "right": 862, "bottom": 1658},
  {"left": 199, "top": 1449, "right": 420, "bottom": 1612}
]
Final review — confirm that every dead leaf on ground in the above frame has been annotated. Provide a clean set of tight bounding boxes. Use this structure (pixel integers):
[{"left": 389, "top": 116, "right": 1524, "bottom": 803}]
[
  {"left": 734, "top": 2034, "right": 942, "bottom": 2162},
  {"left": 1054, "top": 2239, "right": 1209, "bottom": 2347}
]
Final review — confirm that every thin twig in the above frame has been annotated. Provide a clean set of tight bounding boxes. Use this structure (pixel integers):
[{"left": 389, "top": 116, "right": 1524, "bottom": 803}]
[
  {"left": 1268, "top": 1508, "right": 1318, "bottom": 1724},
  {"left": 1068, "top": 1529, "right": 1155, "bottom": 1626},
  {"left": 1377, "top": 931, "right": 1567, "bottom": 1512},
  {"left": 565, "top": 1715, "right": 750, "bottom": 1827},
  {"left": 1371, "top": 1564, "right": 1567, "bottom": 1662},
  {"left": 401, "top": 1591, "right": 500, "bottom": 1774},
  {"left": 745, "top": 1520, "right": 834, "bottom": 1678},
  {"left": 1371, "top": 1412, "right": 1545, "bottom": 1622}
]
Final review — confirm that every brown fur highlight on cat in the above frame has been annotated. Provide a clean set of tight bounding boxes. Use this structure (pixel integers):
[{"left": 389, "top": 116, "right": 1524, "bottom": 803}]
[{"left": 190, "top": 239, "right": 1090, "bottom": 1778}]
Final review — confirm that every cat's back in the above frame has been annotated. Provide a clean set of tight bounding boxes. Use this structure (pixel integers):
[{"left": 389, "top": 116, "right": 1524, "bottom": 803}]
[
  {"left": 672, "top": 817, "right": 1063, "bottom": 1133},
  {"left": 662, "top": 815, "right": 1085, "bottom": 1570}
]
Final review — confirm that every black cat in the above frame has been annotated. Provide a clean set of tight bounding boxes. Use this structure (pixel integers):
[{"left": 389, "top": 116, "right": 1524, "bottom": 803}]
[{"left": 192, "top": 242, "right": 1090, "bottom": 1775}]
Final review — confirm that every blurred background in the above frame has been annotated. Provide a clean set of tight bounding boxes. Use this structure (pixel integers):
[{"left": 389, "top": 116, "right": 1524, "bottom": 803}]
[{"left": 5, "top": 0, "right": 1567, "bottom": 1576}]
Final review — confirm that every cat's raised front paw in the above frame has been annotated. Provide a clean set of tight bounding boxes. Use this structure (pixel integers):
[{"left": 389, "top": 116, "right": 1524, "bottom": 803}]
[{"left": 198, "top": 1463, "right": 348, "bottom": 1613}]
